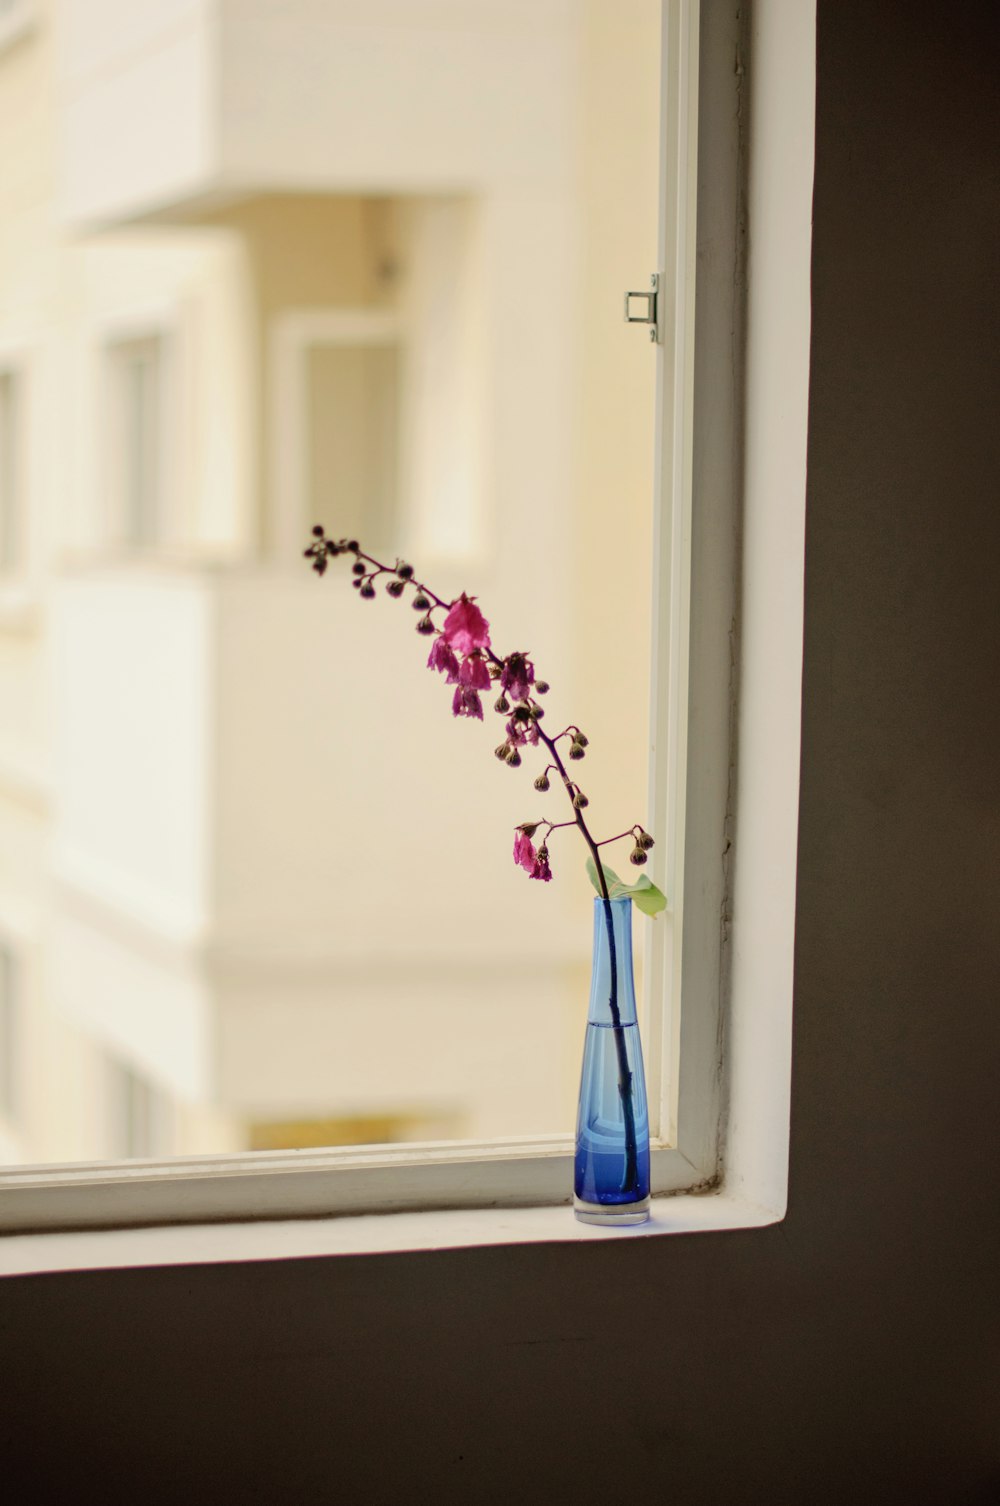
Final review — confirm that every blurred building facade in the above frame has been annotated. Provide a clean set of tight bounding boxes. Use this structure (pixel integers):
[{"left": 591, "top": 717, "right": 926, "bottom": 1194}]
[{"left": 0, "top": 0, "right": 660, "bottom": 1165}]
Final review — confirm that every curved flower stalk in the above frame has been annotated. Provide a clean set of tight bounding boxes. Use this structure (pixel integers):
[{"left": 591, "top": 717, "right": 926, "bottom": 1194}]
[{"left": 304, "top": 526, "right": 664, "bottom": 1194}]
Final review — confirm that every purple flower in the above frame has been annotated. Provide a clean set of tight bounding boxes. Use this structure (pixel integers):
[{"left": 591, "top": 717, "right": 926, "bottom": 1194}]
[
  {"left": 530, "top": 848, "right": 553, "bottom": 882},
  {"left": 442, "top": 594, "right": 491, "bottom": 656},
  {"left": 427, "top": 637, "right": 460, "bottom": 683},
  {"left": 505, "top": 715, "right": 539, "bottom": 749},
  {"left": 513, "top": 830, "right": 536, "bottom": 872},
  {"left": 459, "top": 652, "right": 492, "bottom": 691},
  {"left": 452, "top": 685, "right": 484, "bottom": 720},
  {"left": 501, "top": 652, "right": 535, "bottom": 703}
]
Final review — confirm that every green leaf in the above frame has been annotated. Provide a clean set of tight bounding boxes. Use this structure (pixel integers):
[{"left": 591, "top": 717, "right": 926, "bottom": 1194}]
[{"left": 585, "top": 858, "right": 667, "bottom": 918}]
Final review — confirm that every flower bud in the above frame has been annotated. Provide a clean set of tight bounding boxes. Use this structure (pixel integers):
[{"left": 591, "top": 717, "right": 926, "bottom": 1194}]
[
  {"left": 517, "top": 822, "right": 539, "bottom": 839},
  {"left": 416, "top": 614, "right": 435, "bottom": 634},
  {"left": 512, "top": 705, "right": 532, "bottom": 723},
  {"left": 412, "top": 592, "right": 430, "bottom": 611},
  {"left": 629, "top": 846, "right": 648, "bottom": 866},
  {"left": 352, "top": 560, "right": 366, "bottom": 576},
  {"left": 352, "top": 577, "right": 362, "bottom": 589},
  {"left": 534, "top": 681, "right": 550, "bottom": 695},
  {"left": 495, "top": 742, "right": 510, "bottom": 761},
  {"left": 568, "top": 743, "right": 585, "bottom": 761},
  {"left": 505, "top": 747, "right": 522, "bottom": 768},
  {"left": 636, "top": 830, "right": 655, "bottom": 851},
  {"left": 572, "top": 791, "right": 589, "bottom": 810},
  {"left": 311, "top": 524, "right": 324, "bottom": 538},
  {"left": 347, "top": 540, "right": 359, "bottom": 552},
  {"left": 536, "top": 845, "right": 549, "bottom": 862},
  {"left": 312, "top": 557, "right": 327, "bottom": 575},
  {"left": 573, "top": 731, "right": 589, "bottom": 747},
  {"left": 494, "top": 694, "right": 510, "bottom": 714},
  {"left": 359, "top": 579, "right": 376, "bottom": 599},
  {"left": 396, "top": 562, "right": 414, "bottom": 580},
  {"left": 533, "top": 773, "right": 550, "bottom": 792},
  {"left": 386, "top": 579, "right": 406, "bottom": 597},
  {"left": 529, "top": 704, "right": 544, "bottom": 720}
]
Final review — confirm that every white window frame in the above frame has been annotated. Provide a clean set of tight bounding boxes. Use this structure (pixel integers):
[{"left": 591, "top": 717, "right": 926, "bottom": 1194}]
[{"left": 0, "top": 0, "right": 812, "bottom": 1251}]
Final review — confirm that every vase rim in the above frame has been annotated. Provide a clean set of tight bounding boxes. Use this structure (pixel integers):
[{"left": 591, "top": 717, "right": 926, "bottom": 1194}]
[{"left": 591, "top": 893, "right": 632, "bottom": 907}]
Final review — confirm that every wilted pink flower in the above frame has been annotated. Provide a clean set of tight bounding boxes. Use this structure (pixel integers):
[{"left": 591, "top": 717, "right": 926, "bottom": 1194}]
[
  {"left": 427, "top": 637, "right": 461, "bottom": 683},
  {"left": 513, "top": 830, "right": 536, "bottom": 872},
  {"left": 531, "top": 848, "right": 553, "bottom": 882},
  {"left": 452, "top": 685, "right": 484, "bottom": 720},
  {"left": 501, "top": 652, "right": 534, "bottom": 703},
  {"left": 505, "top": 715, "right": 539, "bottom": 749},
  {"left": 442, "top": 594, "right": 491, "bottom": 655},
  {"left": 459, "top": 653, "right": 491, "bottom": 691}
]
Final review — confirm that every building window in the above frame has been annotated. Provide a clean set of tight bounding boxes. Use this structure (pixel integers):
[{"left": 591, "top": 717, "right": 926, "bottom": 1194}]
[
  {"left": 106, "top": 335, "right": 166, "bottom": 549},
  {"left": 0, "top": 946, "right": 19, "bottom": 1128},
  {"left": 106, "top": 1056, "right": 170, "bottom": 1161},
  {"left": 271, "top": 309, "right": 402, "bottom": 562},
  {"left": 306, "top": 339, "right": 400, "bottom": 554},
  {"left": 0, "top": 367, "right": 23, "bottom": 577}
]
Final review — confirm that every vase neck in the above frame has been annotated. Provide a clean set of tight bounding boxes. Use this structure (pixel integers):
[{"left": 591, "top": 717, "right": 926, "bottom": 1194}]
[{"left": 589, "top": 896, "right": 637, "bottom": 1026}]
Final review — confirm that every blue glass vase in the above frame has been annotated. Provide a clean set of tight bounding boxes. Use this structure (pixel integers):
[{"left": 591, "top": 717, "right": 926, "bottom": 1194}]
[{"left": 574, "top": 895, "right": 651, "bottom": 1225}]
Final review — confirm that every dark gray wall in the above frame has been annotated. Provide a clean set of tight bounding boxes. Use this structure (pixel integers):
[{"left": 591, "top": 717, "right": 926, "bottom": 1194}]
[{"left": 3, "top": 4, "right": 998, "bottom": 1501}]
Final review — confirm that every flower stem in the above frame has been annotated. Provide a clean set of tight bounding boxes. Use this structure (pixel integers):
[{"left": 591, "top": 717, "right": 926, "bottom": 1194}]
[{"left": 311, "top": 531, "right": 640, "bottom": 1195}]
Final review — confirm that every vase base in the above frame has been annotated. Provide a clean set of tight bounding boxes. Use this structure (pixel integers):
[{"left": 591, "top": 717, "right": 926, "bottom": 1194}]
[{"left": 573, "top": 1194, "right": 650, "bottom": 1226}]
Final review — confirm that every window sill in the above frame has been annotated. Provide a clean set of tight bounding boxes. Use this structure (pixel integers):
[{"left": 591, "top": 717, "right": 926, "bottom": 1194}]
[{"left": 0, "top": 1188, "right": 781, "bottom": 1277}]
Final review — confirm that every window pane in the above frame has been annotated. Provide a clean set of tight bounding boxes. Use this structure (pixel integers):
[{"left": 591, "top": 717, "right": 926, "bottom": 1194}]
[{"left": 2, "top": 0, "right": 662, "bottom": 1166}]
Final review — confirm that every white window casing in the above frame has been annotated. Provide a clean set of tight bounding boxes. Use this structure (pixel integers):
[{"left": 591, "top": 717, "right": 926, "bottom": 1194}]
[{"left": 0, "top": 0, "right": 813, "bottom": 1253}]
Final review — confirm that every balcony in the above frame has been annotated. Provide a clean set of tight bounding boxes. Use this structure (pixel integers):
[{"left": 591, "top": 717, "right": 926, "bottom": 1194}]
[
  {"left": 55, "top": 0, "right": 577, "bottom": 228},
  {"left": 48, "top": 563, "right": 581, "bottom": 1139}
]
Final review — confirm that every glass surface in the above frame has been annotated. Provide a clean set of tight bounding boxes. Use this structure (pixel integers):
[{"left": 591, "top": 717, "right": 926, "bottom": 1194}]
[
  {"left": 575, "top": 898, "right": 650, "bottom": 1212},
  {"left": 0, "top": 1, "right": 662, "bottom": 1167}
]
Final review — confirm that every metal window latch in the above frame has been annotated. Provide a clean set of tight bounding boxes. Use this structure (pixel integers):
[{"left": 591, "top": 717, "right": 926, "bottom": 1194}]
[{"left": 624, "top": 274, "right": 660, "bottom": 343}]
